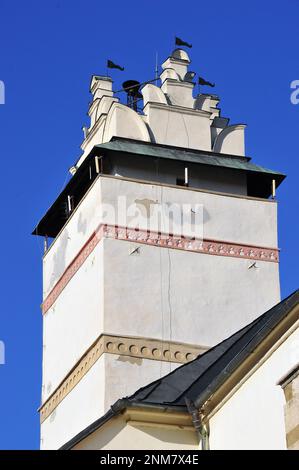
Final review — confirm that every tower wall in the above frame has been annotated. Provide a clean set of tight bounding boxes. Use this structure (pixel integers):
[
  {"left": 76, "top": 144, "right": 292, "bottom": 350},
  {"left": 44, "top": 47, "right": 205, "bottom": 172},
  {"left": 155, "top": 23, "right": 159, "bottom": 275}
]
[{"left": 40, "top": 175, "right": 280, "bottom": 448}]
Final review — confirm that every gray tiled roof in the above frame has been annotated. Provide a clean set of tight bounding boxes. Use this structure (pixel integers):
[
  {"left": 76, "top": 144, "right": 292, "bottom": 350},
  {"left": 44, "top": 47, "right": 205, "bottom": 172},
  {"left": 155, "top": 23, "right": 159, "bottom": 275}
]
[{"left": 127, "top": 289, "right": 299, "bottom": 409}]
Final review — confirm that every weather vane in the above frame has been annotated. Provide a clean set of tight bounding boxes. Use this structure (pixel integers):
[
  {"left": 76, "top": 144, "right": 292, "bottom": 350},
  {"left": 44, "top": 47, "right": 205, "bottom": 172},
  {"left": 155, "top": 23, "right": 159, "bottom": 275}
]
[
  {"left": 198, "top": 76, "right": 215, "bottom": 92},
  {"left": 175, "top": 36, "right": 192, "bottom": 48},
  {"left": 107, "top": 59, "right": 125, "bottom": 72}
]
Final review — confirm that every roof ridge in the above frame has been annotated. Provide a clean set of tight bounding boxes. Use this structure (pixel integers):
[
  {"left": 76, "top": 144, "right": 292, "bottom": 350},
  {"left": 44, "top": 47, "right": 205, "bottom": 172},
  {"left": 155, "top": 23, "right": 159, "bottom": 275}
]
[{"left": 129, "top": 289, "right": 299, "bottom": 406}]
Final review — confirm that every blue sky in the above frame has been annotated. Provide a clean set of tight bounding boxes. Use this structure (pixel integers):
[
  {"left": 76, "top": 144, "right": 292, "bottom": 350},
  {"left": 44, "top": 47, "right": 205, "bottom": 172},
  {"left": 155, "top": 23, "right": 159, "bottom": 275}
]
[{"left": 0, "top": 0, "right": 298, "bottom": 449}]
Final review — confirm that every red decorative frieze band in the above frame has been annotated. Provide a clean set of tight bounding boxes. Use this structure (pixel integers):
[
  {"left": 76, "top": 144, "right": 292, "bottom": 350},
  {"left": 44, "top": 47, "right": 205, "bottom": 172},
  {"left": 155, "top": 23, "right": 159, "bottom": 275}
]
[
  {"left": 42, "top": 226, "right": 104, "bottom": 314},
  {"left": 103, "top": 225, "right": 279, "bottom": 263},
  {"left": 42, "top": 224, "right": 279, "bottom": 315}
]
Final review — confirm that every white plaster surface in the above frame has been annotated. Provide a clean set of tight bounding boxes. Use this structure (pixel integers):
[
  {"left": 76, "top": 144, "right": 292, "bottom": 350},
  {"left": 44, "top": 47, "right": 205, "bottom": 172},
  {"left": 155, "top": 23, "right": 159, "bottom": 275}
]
[
  {"left": 43, "top": 178, "right": 280, "bottom": 397},
  {"left": 104, "top": 353, "right": 179, "bottom": 410},
  {"left": 77, "top": 48, "right": 246, "bottom": 165},
  {"left": 143, "top": 103, "right": 211, "bottom": 151},
  {"left": 43, "top": 176, "right": 278, "bottom": 298},
  {"left": 42, "top": 177, "right": 280, "bottom": 399},
  {"left": 41, "top": 324, "right": 297, "bottom": 450},
  {"left": 213, "top": 124, "right": 246, "bottom": 156},
  {"left": 99, "top": 177, "right": 278, "bottom": 247},
  {"left": 43, "top": 178, "right": 102, "bottom": 298},
  {"left": 41, "top": 177, "right": 281, "bottom": 448},
  {"left": 103, "top": 237, "right": 280, "bottom": 347},
  {"left": 63, "top": 326, "right": 299, "bottom": 450},
  {"left": 102, "top": 102, "right": 150, "bottom": 144},
  {"left": 209, "top": 327, "right": 299, "bottom": 450},
  {"left": 41, "top": 357, "right": 106, "bottom": 450},
  {"left": 42, "top": 242, "right": 104, "bottom": 401},
  {"left": 141, "top": 84, "right": 167, "bottom": 106},
  {"left": 73, "top": 416, "right": 198, "bottom": 450},
  {"left": 161, "top": 80, "right": 195, "bottom": 108},
  {"left": 41, "top": 353, "right": 179, "bottom": 450}
]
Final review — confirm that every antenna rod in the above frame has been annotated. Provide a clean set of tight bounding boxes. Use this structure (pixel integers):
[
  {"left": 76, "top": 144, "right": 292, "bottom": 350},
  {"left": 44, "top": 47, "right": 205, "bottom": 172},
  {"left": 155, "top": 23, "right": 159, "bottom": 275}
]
[
  {"left": 272, "top": 179, "right": 276, "bottom": 199},
  {"left": 155, "top": 52, "right": 158, "bottom": 81}
]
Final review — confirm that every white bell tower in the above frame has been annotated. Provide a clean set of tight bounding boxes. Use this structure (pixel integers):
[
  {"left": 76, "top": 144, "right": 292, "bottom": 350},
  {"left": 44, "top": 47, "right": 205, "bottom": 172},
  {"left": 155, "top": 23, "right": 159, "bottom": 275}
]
[{"left": 33, "top": 48, "right": 284, "bottom": 449}]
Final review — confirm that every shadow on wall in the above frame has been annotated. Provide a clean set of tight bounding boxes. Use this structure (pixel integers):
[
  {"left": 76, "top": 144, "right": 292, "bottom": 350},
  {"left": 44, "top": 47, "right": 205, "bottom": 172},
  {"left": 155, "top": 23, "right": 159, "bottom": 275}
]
[
  {"left": 73, "top": 415, "right": 198, "bottom": 449},
  {"left": 129, "top": 423, "right": 198, "bottom": 447}
]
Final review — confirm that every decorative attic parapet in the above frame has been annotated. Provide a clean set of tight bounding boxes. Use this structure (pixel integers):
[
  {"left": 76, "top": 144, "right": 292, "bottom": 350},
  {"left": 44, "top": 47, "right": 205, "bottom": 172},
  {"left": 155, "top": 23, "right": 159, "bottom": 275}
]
[{"left": 76, "top": 48, "right": 246, "bottom": 169}]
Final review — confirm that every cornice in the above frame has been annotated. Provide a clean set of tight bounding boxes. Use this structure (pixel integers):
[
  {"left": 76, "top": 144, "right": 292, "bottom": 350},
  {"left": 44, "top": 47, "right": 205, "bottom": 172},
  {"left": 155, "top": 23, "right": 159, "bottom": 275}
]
[
  {"left": 40, "top": 333, "right": 207, "bottom": 423},
  {"left": 143, "top": 101, "right": 211, "bottom": 118}
]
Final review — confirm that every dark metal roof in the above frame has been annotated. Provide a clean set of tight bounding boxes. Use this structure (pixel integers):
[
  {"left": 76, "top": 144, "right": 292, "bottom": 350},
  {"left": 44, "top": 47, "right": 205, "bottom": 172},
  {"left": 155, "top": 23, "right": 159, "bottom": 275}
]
[
  {"left": 33, "top": 137, "right": 286, "bottom": 238},
  {"left": 95, "top": 138, "right": 285, "bottom": 178},
  {"left": 127, "top": 289, "right": 299, "bottom": 409},
  {"left": 61, "top": 289, "right": 299, "bottom": 449}
]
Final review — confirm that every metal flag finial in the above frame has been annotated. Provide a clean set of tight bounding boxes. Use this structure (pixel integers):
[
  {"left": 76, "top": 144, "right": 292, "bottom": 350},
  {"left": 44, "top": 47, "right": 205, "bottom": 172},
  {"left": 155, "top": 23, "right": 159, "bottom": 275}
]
[
  {"left": 198, "top": 76, "right": 215, "bottom": 88},
  {"left": 107, "top": 60, "right": 124, "bottom": 71},
  {"left": 175, "top": 36, "right": 192, "bottom": 48}
]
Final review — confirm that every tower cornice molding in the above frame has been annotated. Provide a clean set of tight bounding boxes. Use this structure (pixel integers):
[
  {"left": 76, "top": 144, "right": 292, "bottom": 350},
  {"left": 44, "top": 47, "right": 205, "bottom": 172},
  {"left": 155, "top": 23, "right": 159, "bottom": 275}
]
[{"left": 39, "top": 333, "right": 208, "bottom": 424}]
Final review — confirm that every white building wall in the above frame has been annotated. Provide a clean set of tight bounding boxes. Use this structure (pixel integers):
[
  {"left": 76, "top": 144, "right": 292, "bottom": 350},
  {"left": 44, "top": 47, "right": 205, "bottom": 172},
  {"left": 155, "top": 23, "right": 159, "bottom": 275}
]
[
  {"left": 41, "top": 353, "right": 180, "bottom": 450},
  {"left": 41, "top": 357, "right": 106, "bottom": 450},
  {"left": 143, "top": 104, "right": 212, "bottom": 151},
  {"left": 73, "top": 417, "right": 198, "bottom": 450},
  {"left": 97, "top": 177, "right": 278, "bottom": 245},
  {"left": 42, "top": 242, "right": 104, "bottom": 401},
  {"left": 209, "top": 327, "right": 299, "bottom": 450},
  {"left": 103, "top": 237, "right": 280, "bottom": 347},
  {"left": 43, "top": 178, "right": 103, "bottom": 298},
  {"left": 43, "top": 176, "right": 278, "bottom": 295},
  {"left": 41, "top": 175, "right": 281, "bottom": 448}
]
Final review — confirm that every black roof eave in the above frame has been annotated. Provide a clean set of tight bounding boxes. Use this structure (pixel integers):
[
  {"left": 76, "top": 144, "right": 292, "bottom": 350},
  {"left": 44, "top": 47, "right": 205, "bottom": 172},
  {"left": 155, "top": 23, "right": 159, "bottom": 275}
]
[
  {"left": 32, "top": 138, "right": 286, "bottom": 237},
  {"left": 32, "top": 150, "right": 96, "bottom": 237}
]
